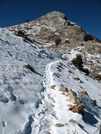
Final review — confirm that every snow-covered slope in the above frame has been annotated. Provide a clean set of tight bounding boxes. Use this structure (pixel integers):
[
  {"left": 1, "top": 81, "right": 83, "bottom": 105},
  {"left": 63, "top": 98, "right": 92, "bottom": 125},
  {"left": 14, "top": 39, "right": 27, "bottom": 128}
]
[
  {"left": 0, "top": 28, "right": 101, "bottom": 134},
  {"left": 45, "top": 60, "right": 101, "bottom": 134},
  {"left": 0, "top": 28, "right": 58, "bottom": 134}
]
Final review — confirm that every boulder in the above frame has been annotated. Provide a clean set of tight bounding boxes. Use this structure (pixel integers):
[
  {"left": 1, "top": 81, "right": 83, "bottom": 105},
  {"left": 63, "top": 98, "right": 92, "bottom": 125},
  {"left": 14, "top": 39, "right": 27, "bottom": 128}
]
[
  {"left": 59, "top": 87, "right": 68, "bottom": 92},
  {"left": 55, "top": 123, "right": 64, "bottom": 127},
  {"left": 24, "top": 63, "right": 34, "bottom": 72},
  {"left": 68, "top": 70, "right": 71, "bottom": 73},
  {"left": 72, "top": 76, "right": 80, "bottom": 81},
  {"left": 69, "top": 119, "right": 78, "bottom": 124},
  {"left": 66, "top": 90, "right": 81, "bottom": 104},
  {"left": 81, "top": 90, "right": 89, "bottom": 96},
  {"left": 69, "top": 103, "right": 85, "bottom": 117},
  {"left": 51, "top": 85, "right": 56, "bottom": 89}
]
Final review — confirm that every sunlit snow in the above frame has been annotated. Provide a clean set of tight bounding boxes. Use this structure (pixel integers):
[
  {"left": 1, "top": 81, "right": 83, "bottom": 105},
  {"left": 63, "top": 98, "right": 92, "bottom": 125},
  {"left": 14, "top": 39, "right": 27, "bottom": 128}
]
[{"left": 0, "top": 28, "right": 101, "bottom": 134}]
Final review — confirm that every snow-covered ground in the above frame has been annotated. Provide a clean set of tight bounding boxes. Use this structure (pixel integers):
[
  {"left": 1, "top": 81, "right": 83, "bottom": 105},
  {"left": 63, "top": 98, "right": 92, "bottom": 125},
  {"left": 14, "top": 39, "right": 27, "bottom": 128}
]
[{"left": 0, "top": 28, "right": 101, "bottom": 134}]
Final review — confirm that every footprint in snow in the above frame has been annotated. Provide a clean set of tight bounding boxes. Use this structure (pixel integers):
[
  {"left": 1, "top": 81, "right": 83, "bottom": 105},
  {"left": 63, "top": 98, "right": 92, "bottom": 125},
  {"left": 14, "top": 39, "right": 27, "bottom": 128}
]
[
  {"left": 10, "top": 93, "right": 16, "bottom": 101},
  {"left": 19, "top": 99, "right": 25, "bottom": 105},
  {"left": 0, "top": 95, "right": 9, "bottom": 103},
  {"left": 2, "top": 121, "right": 8, "bottom": 127}
]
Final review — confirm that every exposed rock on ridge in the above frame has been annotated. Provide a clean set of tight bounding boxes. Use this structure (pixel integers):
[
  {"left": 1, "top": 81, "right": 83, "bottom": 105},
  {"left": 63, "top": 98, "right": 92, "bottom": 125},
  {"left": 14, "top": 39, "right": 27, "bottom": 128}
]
[{"left": 6, "top": 11, "right": 99, "bottom": 46}]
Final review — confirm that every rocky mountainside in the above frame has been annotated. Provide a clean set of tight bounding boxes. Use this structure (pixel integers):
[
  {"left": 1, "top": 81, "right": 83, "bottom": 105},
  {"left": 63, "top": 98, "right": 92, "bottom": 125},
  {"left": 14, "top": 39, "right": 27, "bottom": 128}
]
[
  {"left": 0, "top": 11, "right": 101, "bottom": 134},
  {"left": 6, "top": 11, "right": 101, "bottom": 82},
  {"left": 0, "top": 27, "right": 101, "bottom": 134},
  {"left": 6, "top": 11, "right": 100, "bottom": 45}
]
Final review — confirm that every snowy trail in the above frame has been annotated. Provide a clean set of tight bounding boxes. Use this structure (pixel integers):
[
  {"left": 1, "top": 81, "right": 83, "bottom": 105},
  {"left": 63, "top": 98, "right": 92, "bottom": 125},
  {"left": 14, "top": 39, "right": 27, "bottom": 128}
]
[
  {"left": 42, "top": 60, "right": 101, "bottom": 134},
  {"left": 42, "top": 60, "right": 86, "bottom": 134},
  {"left": 20, "top": 65, "right": 55, "bottom": 133},
  {"left": 41, "top": 61, "right": 56, "bottom": 133},
  {"left": 0, "top": 28, "right": 101, "bottom": 134},
  {"left": 26, "top": 61, "right": 57, "bottom": 134}
]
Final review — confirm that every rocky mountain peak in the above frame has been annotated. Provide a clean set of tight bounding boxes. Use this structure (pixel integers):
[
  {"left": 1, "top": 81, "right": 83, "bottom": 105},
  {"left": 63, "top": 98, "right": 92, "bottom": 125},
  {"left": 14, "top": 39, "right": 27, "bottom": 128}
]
[
  {"left": 6, "top": 11, "right": 100, "bottom": 47},
  {"left": 38, "top": 11, "right": 67, "bottom": 21},
  {"left": 6, "top": 11, "right": 101, "bottom": 81},
  {"left": 0, "top": 10, "right": 101, "bottom": 134}
]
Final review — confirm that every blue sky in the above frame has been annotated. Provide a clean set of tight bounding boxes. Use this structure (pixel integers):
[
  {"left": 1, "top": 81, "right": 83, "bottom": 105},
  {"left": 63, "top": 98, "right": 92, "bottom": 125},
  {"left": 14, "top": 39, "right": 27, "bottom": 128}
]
[{"left": 0, "top": 0, "right": 101, "bottom": 39}]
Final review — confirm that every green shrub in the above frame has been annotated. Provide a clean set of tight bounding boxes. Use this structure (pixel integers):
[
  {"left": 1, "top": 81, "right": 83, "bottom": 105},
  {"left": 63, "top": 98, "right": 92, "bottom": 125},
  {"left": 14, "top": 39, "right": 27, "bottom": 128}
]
[
  {"left": 83, "top": 68, "right": 89, "bottom": 75},
  {"left": 72, "top": 54, "right": 89, "bottom": 75},
  {"left": 55, "top": 38, "right": 61, "bottom": 46},
  {"left": 72, "top": 54, "right": 83, "bottom": 70},
  {"left": 18, "top": 31, "right": 25, "bottom": 36}
]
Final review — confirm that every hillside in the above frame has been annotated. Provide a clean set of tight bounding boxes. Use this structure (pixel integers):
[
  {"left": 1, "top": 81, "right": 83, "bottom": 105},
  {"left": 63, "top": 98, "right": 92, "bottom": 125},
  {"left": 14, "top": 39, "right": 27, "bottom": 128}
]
[
  {"left": 6, "top": 11, "right": 101, "bottom": 82},
  {"left": 0, "top": 11, "right": 101, "bottom": 134}
]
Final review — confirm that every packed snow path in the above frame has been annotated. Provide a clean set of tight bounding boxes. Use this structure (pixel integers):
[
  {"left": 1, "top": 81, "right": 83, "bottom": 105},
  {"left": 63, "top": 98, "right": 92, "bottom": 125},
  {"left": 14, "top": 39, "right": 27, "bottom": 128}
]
[{"left": 42, "top": 60, "right": 101, "bottom": 134}]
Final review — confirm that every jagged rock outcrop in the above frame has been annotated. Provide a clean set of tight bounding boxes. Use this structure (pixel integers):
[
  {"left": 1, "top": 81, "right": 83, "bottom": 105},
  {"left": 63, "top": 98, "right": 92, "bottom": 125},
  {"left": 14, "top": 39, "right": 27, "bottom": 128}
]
[
  {"left": 66, "top": 90, "right": 81, "bottom": 104},
  {"left": 69, "top": 103, "right": 85, "bottom": 118},
  {"left": 67, "top": 90, "right": 85, "bottom": 119}
]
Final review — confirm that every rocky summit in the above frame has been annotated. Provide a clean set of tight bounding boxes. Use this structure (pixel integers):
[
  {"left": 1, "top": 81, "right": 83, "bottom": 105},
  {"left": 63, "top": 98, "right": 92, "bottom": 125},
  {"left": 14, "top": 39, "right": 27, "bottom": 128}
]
[{"left": 7, "top": 11, "right": 100, "bottom": 45}]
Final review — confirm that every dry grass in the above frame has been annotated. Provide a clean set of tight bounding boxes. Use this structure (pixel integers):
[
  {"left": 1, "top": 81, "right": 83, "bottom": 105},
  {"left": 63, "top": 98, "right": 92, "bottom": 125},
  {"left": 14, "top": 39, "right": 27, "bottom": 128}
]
[{"left": 91, "top": 71, "right": 101, "bottom": 81}]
